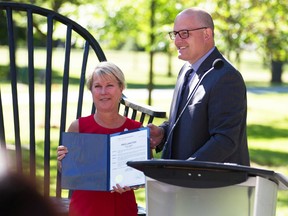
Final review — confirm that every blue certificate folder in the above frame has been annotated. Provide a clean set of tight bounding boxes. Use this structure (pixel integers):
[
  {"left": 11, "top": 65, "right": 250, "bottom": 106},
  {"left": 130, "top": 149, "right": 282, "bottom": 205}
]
[{"left": 61, "top": 127, "right": 150, "bottom": 191}]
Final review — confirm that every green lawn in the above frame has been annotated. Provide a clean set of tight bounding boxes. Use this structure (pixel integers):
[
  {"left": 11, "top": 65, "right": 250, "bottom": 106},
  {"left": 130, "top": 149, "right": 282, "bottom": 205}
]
[
  {"left": 103, "top": 50, "right": 288, "bottom": 215},
  {"left": 1, "top": 47, "right": 288, "bottom": 215},
  {"left": 132, "top": 90, "right": 288, "bottom": 215}
]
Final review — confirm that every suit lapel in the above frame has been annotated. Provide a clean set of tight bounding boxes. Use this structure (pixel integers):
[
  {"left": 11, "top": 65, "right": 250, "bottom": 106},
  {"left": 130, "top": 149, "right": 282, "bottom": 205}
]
[{"left": 188, "top": 48, "right": 223, "bottom": 97}]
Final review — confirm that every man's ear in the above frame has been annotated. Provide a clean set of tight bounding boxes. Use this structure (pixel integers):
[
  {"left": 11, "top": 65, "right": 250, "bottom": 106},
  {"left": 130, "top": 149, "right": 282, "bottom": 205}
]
[{"left": 204, "top": 28, "right": 211, "bottom": 40}]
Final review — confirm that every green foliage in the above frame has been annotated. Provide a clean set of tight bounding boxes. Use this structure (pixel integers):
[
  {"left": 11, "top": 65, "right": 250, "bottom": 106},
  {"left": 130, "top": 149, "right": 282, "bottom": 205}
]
[
  {"left": 212, "top": 0, "right": 253, "bottom": 62},
  {"left": 4, "top": 0, "right": 288, "bottom": 61},
  {"left": 250, "top": 1, "right": 288, "bottom": 63},
  {"left": 2, "top": 0, "right": 287, "bottom": 82}
]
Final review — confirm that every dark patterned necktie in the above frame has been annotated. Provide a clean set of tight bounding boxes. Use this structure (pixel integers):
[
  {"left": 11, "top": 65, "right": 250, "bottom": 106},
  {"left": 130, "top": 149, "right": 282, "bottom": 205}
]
[
  {"left": 180, "top": 68, "right": 194, "bottom": 101},
  {"left": 176, "top": 68, "right": 194, "bottom": 117}
]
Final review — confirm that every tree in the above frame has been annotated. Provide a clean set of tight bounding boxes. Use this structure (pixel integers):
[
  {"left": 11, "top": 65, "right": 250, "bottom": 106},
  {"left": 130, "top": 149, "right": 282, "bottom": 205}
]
[
  {"left": 251, "top": 0, "right": 288, "bottom": 84},
  {"left": 8, "top": 0, "right": 286, "bottom": 87},
  {"left": 211, "top": 0, "right": 254, "bottom": 70},
  {"left": 87, "top": 0, "right": 184, "bottom": 105}
]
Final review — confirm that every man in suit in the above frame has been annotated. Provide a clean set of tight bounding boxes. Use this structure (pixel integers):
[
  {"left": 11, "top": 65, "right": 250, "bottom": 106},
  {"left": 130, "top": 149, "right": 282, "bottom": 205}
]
[{"left": 148, "top": 8, "right": 250, "bottom": 166}]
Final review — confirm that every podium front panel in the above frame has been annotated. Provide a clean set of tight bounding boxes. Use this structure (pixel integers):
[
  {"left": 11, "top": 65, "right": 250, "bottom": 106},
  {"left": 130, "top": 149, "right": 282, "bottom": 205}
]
[
  {"left": 146, "top": 176, "right": 279, "bottom": 216},
  {"left": 146, "top": 177, "right": 255, "bottom": 216},
  {"left": 127, "top": 160, "right": 286, "bottom": 216}
]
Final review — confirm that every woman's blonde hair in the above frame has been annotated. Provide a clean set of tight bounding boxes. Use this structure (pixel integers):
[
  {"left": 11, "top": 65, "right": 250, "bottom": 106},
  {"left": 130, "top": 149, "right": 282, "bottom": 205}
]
[{"left": 86, "top": 61, "right": 126, "bottom": 91}]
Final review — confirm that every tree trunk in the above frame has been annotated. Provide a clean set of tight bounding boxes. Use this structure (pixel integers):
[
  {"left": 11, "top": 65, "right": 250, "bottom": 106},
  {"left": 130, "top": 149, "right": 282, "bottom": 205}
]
[
  {"left": 271, "top": 60, "right": 283, "bottom": 84},
  {"left": 148, "top": 0, "right": 156, "bottom": 105},
  {"left": 167, "top": 52, "right": 172, "bottom": 77}
]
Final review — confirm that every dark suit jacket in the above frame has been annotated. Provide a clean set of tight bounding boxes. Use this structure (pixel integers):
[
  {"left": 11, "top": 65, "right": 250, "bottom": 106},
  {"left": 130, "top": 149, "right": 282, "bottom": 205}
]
[{"left": 158, "top": 47, "right": 250, "bottom": 166}]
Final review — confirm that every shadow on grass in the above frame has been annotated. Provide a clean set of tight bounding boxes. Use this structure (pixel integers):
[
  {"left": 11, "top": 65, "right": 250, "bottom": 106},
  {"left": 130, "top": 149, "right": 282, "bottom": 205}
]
[
  {"left": 2, "top": 65, "right": 287, "bottom": 90},
  {"left": 248, "top": 124, "right": 288, "bottom": 139},
  {"left": 1, "top": 65, "right": 175, "bottom": 88},
  {"left": 127, "top": 83, "right": 175, "bottom": 89},
  {"left": 277, "top": 191, "right": 288, "bottom": 210},
  {"left": 248, "top": 124, "right": 288, "bottom": 167},
  {"left": 6, "top": 139, "right": 58, "bottom": 194},
  {"left": 249, "top": 148, "right": 288, "bottom": 167},
  {"left": 0, "top": 65, "right": 82, "bottom": 85},
  {"left": 246, "top": 81, "right": 288, "bottom": 88}
]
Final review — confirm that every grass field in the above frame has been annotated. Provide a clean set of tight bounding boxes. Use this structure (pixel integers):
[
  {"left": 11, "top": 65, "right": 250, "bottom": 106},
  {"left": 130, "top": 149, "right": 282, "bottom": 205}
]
[
  {"left": 132, "top": 92, "right": 288, "bottom": 215},
  {"left": 102, "top": 50, "right": 288, "bottom": 215},
  {"left": 1, "top": 47, "right": 288, "bottom": 215}
]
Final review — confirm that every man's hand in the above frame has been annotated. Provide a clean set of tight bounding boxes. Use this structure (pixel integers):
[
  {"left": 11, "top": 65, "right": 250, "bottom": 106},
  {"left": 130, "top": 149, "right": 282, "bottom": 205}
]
[{"left": 147, "top": 123, "right": 164, "bottom": 149}]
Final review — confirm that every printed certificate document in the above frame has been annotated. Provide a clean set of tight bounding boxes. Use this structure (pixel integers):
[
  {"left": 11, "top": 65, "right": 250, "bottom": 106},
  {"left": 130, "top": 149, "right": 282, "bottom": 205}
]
[
  {"left": 109, "top": 128, "right": 148, "bottom": 190},
  {"left": 61, "top": 127, "right": 149, "bottom": 191}
]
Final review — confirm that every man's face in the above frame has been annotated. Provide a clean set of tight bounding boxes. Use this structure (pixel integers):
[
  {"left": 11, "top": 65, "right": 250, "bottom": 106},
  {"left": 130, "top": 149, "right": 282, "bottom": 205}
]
[{"left": 173, "top": 13, "right": 208, "bottom": 64}]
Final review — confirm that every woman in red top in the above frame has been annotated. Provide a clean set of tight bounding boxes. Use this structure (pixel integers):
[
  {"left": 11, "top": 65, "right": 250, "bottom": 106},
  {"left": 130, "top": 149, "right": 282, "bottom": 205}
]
[{"left": 57, "top": 62, "right": 141, "bottom": 216}]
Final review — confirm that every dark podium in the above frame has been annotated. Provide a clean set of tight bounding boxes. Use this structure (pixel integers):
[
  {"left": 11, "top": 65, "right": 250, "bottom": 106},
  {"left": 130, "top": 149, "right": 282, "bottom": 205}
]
[{"left": 127, "top": 160, "right": 288, "bottom": 216}]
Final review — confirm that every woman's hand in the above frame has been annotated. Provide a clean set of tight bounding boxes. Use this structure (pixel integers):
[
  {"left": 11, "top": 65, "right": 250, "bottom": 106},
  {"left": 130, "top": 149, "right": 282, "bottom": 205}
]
[
  {"left": 57, "top": 145, "right": 68, "bottom": 171},
  {"left": 111, "top": 184, "right": 132, "bottom": 194}
]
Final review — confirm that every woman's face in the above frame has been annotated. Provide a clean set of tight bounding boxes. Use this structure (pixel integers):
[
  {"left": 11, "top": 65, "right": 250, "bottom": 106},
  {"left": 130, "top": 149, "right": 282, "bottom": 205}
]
[{"left": 91, "top": 73, "right": 123, "bottom": 113}]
